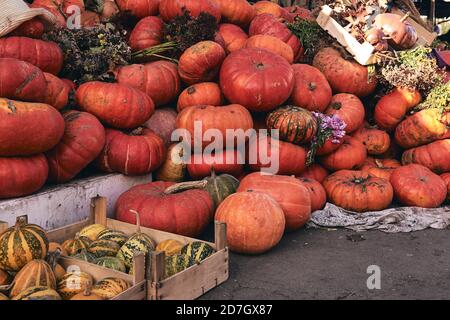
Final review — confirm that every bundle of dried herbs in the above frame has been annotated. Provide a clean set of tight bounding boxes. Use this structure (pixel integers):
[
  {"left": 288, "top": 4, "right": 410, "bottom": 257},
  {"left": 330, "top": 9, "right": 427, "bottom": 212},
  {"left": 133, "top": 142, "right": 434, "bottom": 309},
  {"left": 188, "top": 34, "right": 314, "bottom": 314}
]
[
  {"left": 415, "top": 82, "right": 450, "bottom": 114},
  {"left": 43, "top": 23, "right": 131, "bottom": 84},
  {"left": 288, "top": 19, "right": 331, "bottom": 62},
  {"left": 378, "top": 46, "right": 445, "bottom": 94},
  {"left": 132, "top": 11, "right": 218, "bottom": 62}
]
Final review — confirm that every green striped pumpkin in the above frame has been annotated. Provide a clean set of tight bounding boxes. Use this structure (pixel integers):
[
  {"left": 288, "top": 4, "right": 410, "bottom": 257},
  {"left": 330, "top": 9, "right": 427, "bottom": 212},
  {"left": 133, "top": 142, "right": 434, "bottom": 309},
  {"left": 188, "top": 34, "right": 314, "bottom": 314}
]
[
  {"left": 61, "top": 233, "right": 90, "bottom": 256},
  {"left": 88, "top": 240, "right": 120, "bottom": 258},
  {"left": 165, "top": 254, "right": 195, "bottom": 278},
  {"left": 10, "top": 259, "right": 57, "bottom": 297},
  {"left": 57, "top": 272, "right": 93, "bottom": 300},
  {"left": 204, "top": 171, "right": 240, "bottom": 209},
  {"left": 0, "top": 219, "right": 49, "bottom": 272},
  {"left": 97, "top": 229, "right": 129, "bottom": 247},
  {"left": 71, "top": 249, "right": 97, "bottom": 263},
  {"left": 181, "top": 241, "right": 216, "bottom": 263},
  {"left": 79, "top": 224, "right": 107, "bottom": 241},
  {"left": 96, "top": 257, "right": 126, "bottom": 273},
  {"left": 12, "top": 286, "right": 61, "bottom": 300},
  {"left": 92, "top": 277, "right": 130, "bottom": 299}
]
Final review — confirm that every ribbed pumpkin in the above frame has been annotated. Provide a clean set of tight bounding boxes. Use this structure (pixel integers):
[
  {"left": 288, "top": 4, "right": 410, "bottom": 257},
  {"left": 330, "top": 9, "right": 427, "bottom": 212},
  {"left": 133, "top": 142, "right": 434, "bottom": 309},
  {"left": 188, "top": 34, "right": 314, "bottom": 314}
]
[
  {"left": 245, "top": 35, "right": 294, "bottom": 64},
  {"left": 320, "top": 136, "right": 367, "bottom": 171},
  {"left": 187, "top": 149, "right": 244, "bottom": 180},
  {"left": 298, "top": 164, "right": 329, "bottom": 183},
  {"left": 248, "top": 135, "right": 308, "bottom": 175},
  {"left": 181, "top": 241, "right": 216, "bottom": 263},
  {"left": 220, "top": 48, "right": 295, "bottom": 112},
  {"left": 177, "top": 82, "right": 223, "bottom": 112},
  {"left": 71, "top": 250, "right": 97, "bottom": 263},
  {"left": 165, "top": 254, "right": 195, "bottom": 278},
  {"left": 325, "top": 94, "right": 365, "bottom": 134},
  {"left": 238, "top": 172, "right": 311, "bottom": 231},
  {"left": 266, "top": 105, "right": 318, "bottom": 145},
  {"left": 156, "top": 240, "right": 184, "bottom": 256},
  {"left": 57, "top": 272, "right": 93, "bottom": 300},
  {"left": 360, "top": 157, "right": 401, "bottom": 181},
  {"left": 217, "top": 23, "right": 248, "bottom": 54},
  {"left": 374, "top": 88, "right": 421, "bottom": 131},
  {"left": 395, "top": 109, "right": 450, "bottom": 149},
  {"left": 297, "top": 177, "right": 327, "bottom": 212},
  {"left": 76, "top": 82, "right": 155, "bottom": 129},
  {"left": 253, "top": 0, "right": 285, "bottom": 19},
  {"left": 0, "top": 37, "right": 63, "bottom": 75},
  {"left": 116, "top": 211, "right": 156, "bottom": 270},
  {"left": 159, "top": 0, "right": 221, "bottom": 23},
  {"left": 178, "top": 41, "right": 226, "bottom": 85},
  {"left": 61, "top": 234, "right": 90, "bottom": 256},
  {"left": 203, "top": 171, "right": 240, "bottom": 208},
  {"left": 115, "top": 0, "right": 159, "bottom": 19},
  {"left": 43, "top": 73, "right": 70, "bottom": 110},
  {"left": 88, "top": 240, "right": 121, "bottom": 258},
  {"left": 176, "top": 104, "right": 253, "bottom": 149},
  {"left": 216, "top": 191, "right": 285, "bottom": 254},
  {"left": 79, "top": 224, "right": 108, "bottom": 242},
  {"left": 97, "top": 229, "right": 129, "bottom": 247},
  {"left": 116, "top": 61, "right": 181, "bottom": 107},
  {"left": 0, "top": 219, "right": 48, "bottom": 272},
  {"left": 214, "top": 0, "right": 255, "bottom": 27},
  {"left": 10, "top": 259, "right": 56, "bottom": 297},
  {"left": 351, "top": 126, "right": 391, "bottom": 155},
  {"left": 46, "top": 111, "right": 106, "bottom": 183},
  {"left": 0, "top": 58, "right": 47, "bottom": 103},
  {"left": 0, "top": 98, "right": 65, "bottom": 157},
  {"left": 290, "top": 64, "right": 332, "bottom": 112},
  {"left": 128, "top": 16, "right": 163, "bottom": 52},
  {"left": 92, "top": 277, "right": 130, "bottom": 299},
  {"left": 323, "top": 170, "right": 394, "bottom": 212},
  {"left": 0, "top": 155, "right": 49, "bottom": 199},
  {"left": 441, "top": 173, "right": 450, "bottom": 202},
  {"left": 12, "top": 286, "right": 61, "bottom": 300},
  {"left": 96, "top": 128, "right": 166, "bottom": 176},
  {"left": 313, "top": 47, "right": 377, "bottom": 97},
  {"left": 402, "top": 139, "right": 450, "bottom": 174},
  {"left": 95, "top": 257, "right": 127, "bottom": 273},
  {"left": 316, "top": 136, "right": 345, "bottom": 156},
  {"left": 0, "top": 269, "right": 11, "bottom": 286},
  {"left": 390, "top": 164, "right": 447, "bottom": 208}
]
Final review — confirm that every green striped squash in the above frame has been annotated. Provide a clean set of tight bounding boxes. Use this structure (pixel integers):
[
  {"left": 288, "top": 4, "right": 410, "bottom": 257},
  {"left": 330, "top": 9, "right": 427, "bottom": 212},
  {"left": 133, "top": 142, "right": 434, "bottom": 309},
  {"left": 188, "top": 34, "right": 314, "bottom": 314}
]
[
  {"left": 12, "top": 286, "right": 61, "bottom": 300},
  {"left": 61, "top": 233, "right": 90, "bottom": 256},
  {"left": 10, "top": 259, "right": 57, "bottom": 297},
  {"left": 96, "top": 257, "right": 126, "bottom": 273},
  {"left": 71, "top": 249, "right": 97, "bottom": 263},
  {"left": 204, "top": 171, "right": 240, "bottom": 208},
  {"left": 155, "top": 239, "right": 184, "bottom": 256},
  {"left": 88, "top": 240, "right": 120, "bottom": 258},
  {"left": 97, "top": 229, "right": 129, "bottom": 247},
  {"left": 57, "top": 272, "right": 93, "bottom": 300},
  {"left": 0, "top": 219, "right": 49, "bottom": 271},
  {"left": 181, "top": 241, "right": 216, "bottom": 263},
  {"left": 92, "top": 277, "right": 130, "bottom": 299},
  {"left": 79, "top": 224, "right": 107, "bottom": 241},
  {"left": 165, "top": 254, "right": 195, "bottom": 278}
]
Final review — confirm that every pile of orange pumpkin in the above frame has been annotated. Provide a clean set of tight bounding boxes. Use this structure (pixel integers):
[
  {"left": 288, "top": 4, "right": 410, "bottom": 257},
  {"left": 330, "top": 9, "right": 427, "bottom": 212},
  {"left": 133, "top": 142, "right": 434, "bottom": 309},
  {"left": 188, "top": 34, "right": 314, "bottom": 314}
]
[{"left": 0, "top": 0, "right": 448, "bottom": 255}]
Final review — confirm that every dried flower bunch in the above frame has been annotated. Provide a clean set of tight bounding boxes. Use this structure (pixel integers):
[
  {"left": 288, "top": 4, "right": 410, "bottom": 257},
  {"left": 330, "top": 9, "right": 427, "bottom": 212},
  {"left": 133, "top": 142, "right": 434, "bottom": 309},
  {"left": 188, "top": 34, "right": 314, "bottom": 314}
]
[{"left": 288, "top": 19, "right": 331, "bottom": 62}]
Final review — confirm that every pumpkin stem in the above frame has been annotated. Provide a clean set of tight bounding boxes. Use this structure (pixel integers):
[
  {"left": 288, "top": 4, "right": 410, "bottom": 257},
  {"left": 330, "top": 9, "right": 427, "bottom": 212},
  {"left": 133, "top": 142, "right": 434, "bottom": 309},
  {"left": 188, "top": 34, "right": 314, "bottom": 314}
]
[
  {"left": 129, "top": 210, "right": 142, "bottom": 234},
  {"left": 400, "top": 13, "right": 410, "bottom": 23},
  {"left": 308, "top": 82, "right": 317, "bottom": 91},
  {"left": 331, "top": 102, "right": 342, "bottom": 110},
  {"left": 47, "top": 248, "right": 62, "bottom": 272},
  {"left": 164, "top": 180, "right": 208, "bottom": 195},
  {"left": 130, "top": 127, "right": 144, "bottom": 136}
]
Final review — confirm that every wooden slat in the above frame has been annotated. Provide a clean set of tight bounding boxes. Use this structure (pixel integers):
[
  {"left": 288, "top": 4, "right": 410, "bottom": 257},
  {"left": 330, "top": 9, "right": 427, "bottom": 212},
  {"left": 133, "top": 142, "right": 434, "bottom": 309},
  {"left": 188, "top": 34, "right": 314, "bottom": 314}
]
[
  {"left": 214, "top": 221, "right": 227, "bottom": 251},
  {"left": 0, "top": 221, "right": 8, "bottom": 234},
  {"left": 112, "top": 281, "right": 147, "bottom": 301},
  {"left": 151, "top": 251, "right": 166, "bottom": 284},
  {"left": 150, "top": 249, "right": 229, "bottom": 300},
  {"left": 92, "top": 196, "right": 108, "bottom": 226},
  {"left": 132, "top": 252, "right": 146, "bottom": 285}
]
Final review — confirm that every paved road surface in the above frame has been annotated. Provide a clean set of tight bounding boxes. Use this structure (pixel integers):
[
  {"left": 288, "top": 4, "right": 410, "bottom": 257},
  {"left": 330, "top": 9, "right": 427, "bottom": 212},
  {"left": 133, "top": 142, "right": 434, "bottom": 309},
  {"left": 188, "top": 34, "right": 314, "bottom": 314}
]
[{"left": 202, "top": 228, "right": 450, "bottom": 300}]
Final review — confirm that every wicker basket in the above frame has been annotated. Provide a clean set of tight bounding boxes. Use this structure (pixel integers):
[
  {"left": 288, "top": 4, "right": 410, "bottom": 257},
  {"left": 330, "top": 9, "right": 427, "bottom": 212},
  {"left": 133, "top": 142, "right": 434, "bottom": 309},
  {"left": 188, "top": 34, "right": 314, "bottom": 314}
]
[{"left": 0, "top": 0, "right": 56, "bottom": 37}]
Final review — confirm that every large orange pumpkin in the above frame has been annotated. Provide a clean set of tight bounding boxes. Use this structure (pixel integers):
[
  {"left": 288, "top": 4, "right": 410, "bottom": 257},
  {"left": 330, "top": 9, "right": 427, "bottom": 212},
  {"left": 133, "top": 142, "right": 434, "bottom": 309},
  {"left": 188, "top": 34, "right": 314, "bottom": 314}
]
[
  {"left": 178, "top": 41, "right": 226, "bottom": 85},
  {"left": 297, "top": 177, "right": 327, "bottom": 212},
  {"left": 374, "top": 88, "right": 421, "bottom": 131},
  {"left": 115, "top": 181, "right": 214, "bottom": 237},
  {"left": 220, "top": 48, "right": 295, "bottom": 112},
  {"left": 128, "top": 16, "right": 163, "bottom": 52},
  {"left": 115, "top": 0, "right": 159, "bottom": 19},
  {"left": 0, "top": 155, "right": 48, "bottom": 199},
  {"left": 0, "top": 37, "right": 63, "bottom": 75},
  {"left": 215, "top": 191, "right": 285, "bottom": 254},
  {"left": 395, "top": 109, "right": 449, "bottom": 149},
  {"left": 217, "top": 23, "right": 248, "bottom": 54},
  {"left": 351, "top": 126, "right": 391, "bottom": 155},
  {"left": 144, "top": 107, "right": 178, "bottom": 147},
  {"left": 75, "top": 82, "right": 155, "bottom": 129},
  {"left": 390, "top": 164, "right": 447, "bottom": 208},
  {"left": 159, "top": 0, "right": 221, "bottom": 23},
  {"left": 116, "top": 61, "right": 181, "bottom": 107},
  {"left": 0, "top": 98, "right": 65, "bottom": 156},
  {"left": 253, "top": 1, "right": 285, "bottom": 19},
  {"left": 0, "top": 58, "right": 47, "bottom": 103},
  {"left": 323, "top": 170, "right": 393, "bottom": 212},
  {"left": 290, "top": 64, "right": 332, "bottom": 112},
  {"left": 43, "top": 73, "right": 70, "bottom": 110},
  {"left": 245, "top": 35, "right": 294, "bottom": 64},
  {"left": 325, "top": 94, "right": 365, "bottom": 134},
  {"left": 248, "top": 135, "right": 307, "bottom": 175},
  {"left": 238, "top": 172, "right": 311, "bottom": 230},
  {"left": 177, "top": 82, "right": 223, "bottom": 112},
  {"left": 319, "top": 136, "right": 367, "bottom": 171},
  {"left": 402, "top": 139, "right": 450, "bottom": 174},
  {"left": 214, "top": 0, "right": 255, "bottom": 27},
  {"left": 313, "top": 47, "right": 377, "bottom": 97},
  {"left": 46, "top": 111, "right": 106, "bottom": 183},
  {"left": 440, "top": 173, "right": 450, "bottom": 202},
  {"left": 188, "top": 148, "right": 244, "bottom": 179},
  {"left": 97, "top": 128, "right": 166, "bottom": 176},
  {"left": 176, "top": 104, "right": 253, "bottom": 149},
  {"left": 360, "top": 157, "right": 401, "bottom": 181},
  {"left": 298, "top": 164, "right": 329, "bottom": 183}
]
